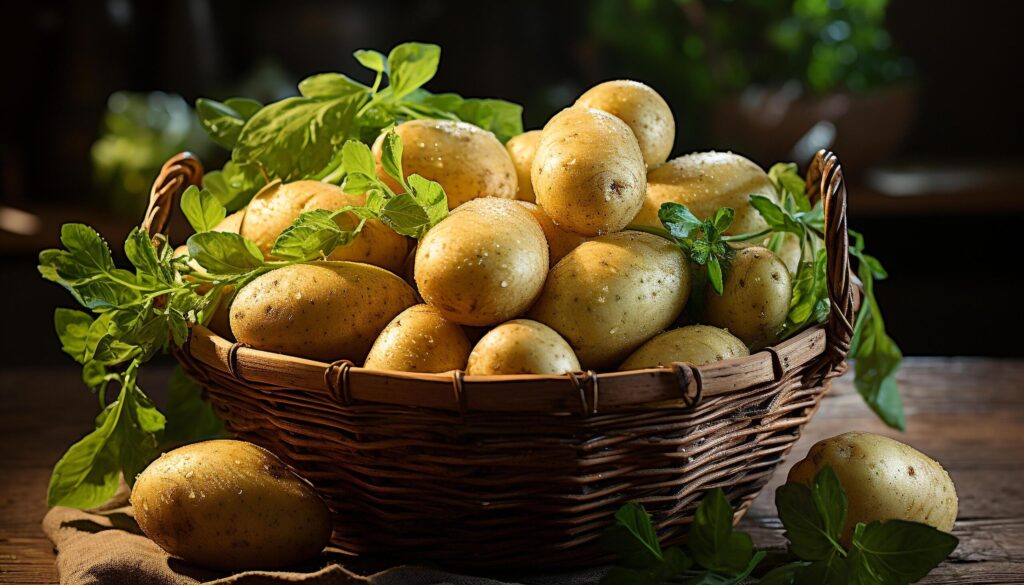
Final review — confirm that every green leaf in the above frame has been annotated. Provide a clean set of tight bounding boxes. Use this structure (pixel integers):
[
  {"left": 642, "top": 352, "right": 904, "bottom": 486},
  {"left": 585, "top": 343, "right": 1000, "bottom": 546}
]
[
  {"left": 688, "top": 489, "right": 755, "bottom": 574},
  {"left": 123, "top": 228, "right": 166, "bottom": 282},
  {"left": 601, "top": 547, "right": 691, "bottom": 585},
  {"left": 407, "top": 174, "right": 449, "bottom": 227},
  {"left": 711, "top": 207, "right": 735, "bottom": 234},
  {"left": 341, "top": 140, "right": 377, "bottom": 177},
  {"left": 271, "top": 208, "right": 365, "bottom": 261},
  {"left": 195, "top": 97, "right": 262, "bottom": 150},
  {"left": 380, "top": 194, "right": 430, "bottom": 238},
  {"left": 658, "top": 202, "right": 703, "bottom": 240},
  {"left": 782, "top": 247, "right": 829, "bottom": 337},
  {"left": 454, "top": 98, "right": 524, "bottom": 143},
  {"left": 795, "top": 553, "right": 849, "bottom": 585},
  {"left": 380, "top": 129, "right": 406, "bottom": 188},
  {"left": 707, "top": 255, "right": 724, "bottom": 295},
  {"left": 354, "top": 49, "right": 387, "bottom": 74},
  {"left": 162, "top": 366, "right": 223, "bottom": 443},
  {"left": 202, "top": 160, "right": 267, "bottom": 212},
  {"left": 776, "top": 466, "right": 847, "bottom": 562},
  {"left": 298, "top": 73, "right": 369, "bottom": 98},
  {"left": 769, "top": 162, "right": 811, "bottom": 212},
  {"left": 750, "top": 195, "right": 804, "bottom": 236},
  {"left": 54, "top": 309, "right": 94, "bottom": 364},
  {"left": 233, "top": 93, "right": 368, "bottom": 182},
  {"left": 387, "top": 42, "right": 441, "bottom": 100},
  {"left": 759, "top": 561, "right": 811, "bottom": 585},
  {"left": 341, "top": 172, "right": 385, "bottom": 195},
  {"left": 601, "top": 502, "right": 665, "bottom": 569},
  {"left": 180, "top": 185, "right": 227, "bottom": 233},
  {"left": 685, "top": 552, "right": 766, "bottom": 584},
  {"left": 848, "top": 520, "right": 957, "bottom": 585},
  {"left": 92, "top": 335, "right": 141, "bottom": 366},
  {"left": 186, "top": 232, "right": 265, "bottom": 274}
]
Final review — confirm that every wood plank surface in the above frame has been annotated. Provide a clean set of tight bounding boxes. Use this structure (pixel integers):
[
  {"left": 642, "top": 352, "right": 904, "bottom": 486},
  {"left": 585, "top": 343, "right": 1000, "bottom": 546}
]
[{"left": 1, "top": 358, "right": 1021, "bottom": 583}]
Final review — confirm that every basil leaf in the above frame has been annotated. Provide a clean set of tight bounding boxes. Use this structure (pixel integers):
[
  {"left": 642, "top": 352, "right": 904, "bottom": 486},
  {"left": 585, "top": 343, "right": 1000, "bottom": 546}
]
[
  {"left": 688, "top": 488, "right": 756, "bottom": 574},
  {"left": 776, "top": 466, "right": 847, "bottom": 562},
  {"left": 751, "top": 195, "right": 804, "bottom": 236},
  {"left": 180, "top": 185, "right": 227, "bottom": 233},
  {"left": 341, "top": 172, "right": 385, "bottom": 196},
  {"left": 454, "top": 98, "right": 524, "bottom": 143},
  {"left": 162, "top": 366, "right": 223, "bottom": 443},
  {"left": 601, "top": 502, "right": 664, "bottom": 568},
  {"left": 271, "top": 208, "right": 365, "bottom": 261},
  {"left": 387, "top": 42, "right": 441, "bottom": 100},
  {"left": 380, "top": 130, "right": 406, "bottom": 188},
  {"left": 187, "top": 232, "right": 265, "bottom": 274},
  {"left": 794, "top": 553, "right": 849, "bottom": 585},
  {"left": 407, "top": 174, "right": 448, "bottom": 227},
  {"left": 54, "top": 308, "right": 94, "bottom": 364},
  {"left": 658, "top": 202, "right": 703, "bottom": 240},
  {"left": 354, "top": 49, "right": 387, "bottom": 74},
  {"left": 341, "top": 140, "right": 377, "bottom": 178},
  {"left": 196, "top": 97, "right": 262, "bottom": 150},
  {"left": 849, "top": 520, "right": 957, "bottom": 585},
  {"left": 298, "top": 73, "right": 369, "bottom": 98},
  {"left": 203, "top": 160, "right": 267, "bottom": 212},
  {"left": 769, "top": 162, "right": 811, "bottom": 212},
  {"left": 380, "top": 193, "right": 430, "bottom": 238},
  {"left": 93, "top": 335, "right": 141, "bottom": 366}
]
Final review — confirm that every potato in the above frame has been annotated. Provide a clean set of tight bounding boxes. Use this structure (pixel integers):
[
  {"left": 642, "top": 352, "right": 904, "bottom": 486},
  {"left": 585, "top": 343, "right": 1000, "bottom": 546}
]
[
  {"left": 372, "top": 119, "right": 517, "bottom": 208},
  {"left": 788, "top": 432, "right": 958, "bottom": 545},
  {"left": 131, "top": 440, "right": 331, "bottom": 571},
  {"left": 528, "top": 231, "right": 689, "bottom": 369},
  {"left": 240, "top": 180, "right": 409, "bottom": 274},
  {"left": 466, "top": 319, "right": 581, "bottom": 375},
  {"left": 364, "top": 304, "right": 472, "bottom": 373},
  {"left": 705, "top": 246, "right": 792, "bottom": 349},
  {"left": 230, "top": 261, "right": 417, "bottom": 361},
  {"left": 415, "top": 198, "right": 548, "bottom": 326},
  {"left": 575, "top": 80, "right": 675, "bottom": 169},
  {"left": 619, "top": 325, "right": 749, "bottom": 370},
  {"left": 532, "top": 107, "right": 647, "bottom": 236},
  {"left": 517, "top": 201, "right": 587, "bottom": 264},
  {"left": 506, "top": 130, "right": 541, "bottom": 202},
  {"left": 632, "top": 152, "right": 779, "bottom": 238}
]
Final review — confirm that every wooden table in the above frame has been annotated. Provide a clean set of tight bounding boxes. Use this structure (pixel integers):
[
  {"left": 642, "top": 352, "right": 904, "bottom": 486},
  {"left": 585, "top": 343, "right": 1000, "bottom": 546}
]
[{"left": 2, "top": 358, "right": 1022, "bottom": 584}]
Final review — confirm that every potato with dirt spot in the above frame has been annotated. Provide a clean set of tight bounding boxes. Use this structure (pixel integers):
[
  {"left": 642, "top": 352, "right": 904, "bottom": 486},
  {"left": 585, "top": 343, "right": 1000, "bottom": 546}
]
[
  {"left": 632, "top": 152, "right": 779, "bottom": 238},
  {"left": 372, "top": 120, "right": 517, "bottom": 209},
  {"left": 531, "top": 107, "right": 647, "bottom": 236},
  {"left": 705, "top": 246, "right": 792, "bottom": 349},
  {"left": 131, "top": 439, "right": 331, "bottom": 571},
  {"left": 517, "top": 201, "right": 587, "bottom": 264},
  {"left": 466, "top": 319, "right": 580, "bottom": 375},
  {"left": 415, "top": 198, "right": 548, "bottom": 326},
  {"left": 506, "top": 130, "right": 541, "bottom": 202},
  {"left": 788, "top": 431, "right": 958, "bottom": 546},
  {"left": 230, "top": 261, "right": 417, "bottom": 361},
  {"left": 619, "top": 325, "right": 749, "bottom": 370},
  {"left": 575, "top": 80, "right": 675, "bottom": 169},
  {"left": 240, "top": 180, "right": 409, "bottom": 273},
  {"left": 528, "top": 231, "right": 689, "bottom": 369},
  {"left": 364, "top": 304, "right": 472, "bottom": 373}
]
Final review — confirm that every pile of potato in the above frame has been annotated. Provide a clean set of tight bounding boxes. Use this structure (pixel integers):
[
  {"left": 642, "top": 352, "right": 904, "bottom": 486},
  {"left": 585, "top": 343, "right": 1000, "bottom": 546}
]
[{"left": 190, "top": 79, "right": 800, "bottom": 374}]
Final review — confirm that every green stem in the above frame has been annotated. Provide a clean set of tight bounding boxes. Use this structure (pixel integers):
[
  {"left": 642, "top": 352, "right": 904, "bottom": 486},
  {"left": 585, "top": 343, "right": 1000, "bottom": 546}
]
[
  {"left": 723, "top": 228, "right": 772, "bottom": 242},
  {"left": 625, "top": 224, "right": 674, "bottom": 240}
]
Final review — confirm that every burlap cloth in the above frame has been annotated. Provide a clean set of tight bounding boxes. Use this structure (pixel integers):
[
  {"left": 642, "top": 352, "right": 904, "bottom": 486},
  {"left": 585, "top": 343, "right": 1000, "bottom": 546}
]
[{"left": 41, "top": 493, "right": 607, "bottom": 585}]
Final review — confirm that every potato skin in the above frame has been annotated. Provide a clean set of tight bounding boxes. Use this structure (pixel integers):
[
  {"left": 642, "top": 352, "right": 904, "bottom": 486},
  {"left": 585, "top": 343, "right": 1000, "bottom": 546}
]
[
  {"left": 532, "top": 107, "right": 647, "bottom": 236},
  {"left": 633, "top": 152, "right": 778, "bottom": 238},
  {"left": 619, "top": 325, "right": 749, "bottom": 370},
  {"left": 415, "top": 198, "right": 548, "bottom": 326},
  {"left": 230, "top": 261, "right": 417, "bottom": 361},
  {"left": 575, "top": 80, "right": 675, "bottom": 169},
  {"left": 364, "top": 304, "right": 472, "bottom": 372},
  {"left": 240, "top": 180, "right": 409, "bottom": 273},
  {"left": 705, "top": 247, "right": 792, "bottom": 349},
  {"left": 528, "top": 231, "right": 689, "bottom": 369},
  {"left": 372, "top": 120, "right": 517, "bottom": 209},
  {"left": 466, "top": 319, "right": 581, "bottom": 375},
  {"left": 506, "top": 130, "right": 541, "bottom": 202},
  {"left": 517, "top": 201, "right": 587, "bottom": 264},
  {"left": 788, "top": 432, "right": 958, "bottom": 545},
  {"left": 131, "top": 440, "right": 331, "bottom": 571}
]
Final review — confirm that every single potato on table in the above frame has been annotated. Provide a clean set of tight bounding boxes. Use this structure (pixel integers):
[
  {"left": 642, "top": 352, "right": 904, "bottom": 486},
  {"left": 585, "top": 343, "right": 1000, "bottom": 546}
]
[
  {"left": 705, "top": 246, "right": 792, "bottom": 349},
  {"left": 518, "top": 201, "right": 587, "bottom": 264},
  {"left": 632, "top": 151, "right": 778, "bottom": 238},
  {"left": 532, "top": 107, "right": 647, "bottom": 236},
  {"left": 372, "top": 119, "right": 517, "bottom": 209},
  {"left": 788, "top": 432, "right": 958, "bottom": 546},
  {"left": 364, "top": 304, "right": 472, "bottom": 373},
  {"left": 415, "top": 198, "right": 548, "bottom": 326},
  {"left": 240, "top": 179, "right": 409, "bottom": 274},
  {"left": 466, "top": 319, "right": 580, "bottom": 375},
  {"left": 230, "top": 261, "right": 417, "bottom": 362},
  {"left": 506, "top": 130, "right": 541, "bottom": 202},
  {"left": 131, "top": 440, "right": 332, "bottom": 571},
  {"left": 529, "top": 231, "right": 689, "bottom": 370},
  {"left": 619, "top": 325, "right": 749, "bottom": 370},
  {"left": 575, "top": 80, "right": 675, "bottom": 169}
]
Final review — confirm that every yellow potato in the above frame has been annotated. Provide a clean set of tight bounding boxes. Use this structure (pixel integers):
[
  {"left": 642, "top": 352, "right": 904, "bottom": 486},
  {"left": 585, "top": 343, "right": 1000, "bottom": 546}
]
[
  {"left": 619, "top": 325, "right": 749, "bottom": 370},
  {"left": 532, "top": 107, "right": 647, "bottom": 236},
  {"left": 240, "top": 180, "right": 409, "bottom": 274},
  {"left": 372, "top": 120, "right": 517, "bottom": 208},
  {"left": 230, "top": 261, "right": 417, "bottom": 361},
  {"left": 131, "top": 440, "right": 331, "bottom": 571},
  {"left": 364, "top": 304, "right": 472, "bottom": 373},
  {"left": 415, "top": 198, "right": 548, "bottom": 326},
  {"left": 632, "top": 152, "right": 779, "bottom": 237},
  {"left": 789, "top": 432, "right": 958, "bottom": 546},
  {"left": 506, "top": 130, "right": 541, "bottom": 202},
  {"left": 466, "top": 319, "right": 581, "bottom": 375},
  {"left": 575, "top": 80, "right": 675, "bottom": 169},
  {"left": 517, "top": 201, "right": 587, "bottom": 264},
  {"left": 705, "top": 246, "right": 792, "bottom": 349},
  {"left": 528, "top": 231, "right": 689, "bottom": 369}
]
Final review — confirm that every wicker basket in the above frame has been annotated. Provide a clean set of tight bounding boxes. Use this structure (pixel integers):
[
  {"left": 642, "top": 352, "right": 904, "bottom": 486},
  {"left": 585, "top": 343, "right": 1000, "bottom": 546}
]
[{"left": 142, "top": 149, "right": 857, "bottom": 570}]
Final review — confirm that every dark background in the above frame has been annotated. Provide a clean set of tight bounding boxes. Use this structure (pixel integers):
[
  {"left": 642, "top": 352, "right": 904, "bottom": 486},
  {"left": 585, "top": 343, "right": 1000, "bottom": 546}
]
[{"left": 2, "top": 0, "right": 1022, "bottom": 366}]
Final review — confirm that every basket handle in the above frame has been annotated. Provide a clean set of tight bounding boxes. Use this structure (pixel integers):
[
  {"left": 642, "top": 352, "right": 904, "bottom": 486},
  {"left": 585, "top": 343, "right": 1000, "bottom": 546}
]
[
  {"left": 140, "top": 152, "right": 205, "bottom": 241},
  {"left": 805, "top": 149, "right": 854, "bottom": 376}
]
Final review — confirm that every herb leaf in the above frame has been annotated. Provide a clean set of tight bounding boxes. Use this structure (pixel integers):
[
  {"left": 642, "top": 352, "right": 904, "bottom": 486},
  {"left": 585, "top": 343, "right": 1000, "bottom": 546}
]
[
  {"left": 180, "top": 185, "right": 227, "bottom": 233},
  {"left": 186, "top": 232, "right": 265, "bottom": 274},
  {"left": 776, "top": 466, "right": 847, "bottom": 561},
  {"left": 387, "top": 42, "right": 441, "bottom": 100},
  {"left": 195, "top": 97, "right": 262, "bottom": 150},
  {"left": 162, "top": 366, "right": 223, "bottom": 443},
  {"left": 689, "top": 488, "right": 758, "bottom": 574},
  {"left": 297, "top": 73, "right": 368, "bottom": 98},
  {"left": 202, "top": 161, "right": 267, "bottom": 212},
  {"left": 848, "top": 520, "right": 958, "bottom": 585}
]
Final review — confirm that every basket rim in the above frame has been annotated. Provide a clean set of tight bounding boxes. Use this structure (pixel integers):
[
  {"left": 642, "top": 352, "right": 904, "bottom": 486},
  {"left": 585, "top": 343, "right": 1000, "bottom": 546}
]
[{"left": 181, "top": 322, "right": 832, "bottom": 414}]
